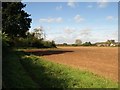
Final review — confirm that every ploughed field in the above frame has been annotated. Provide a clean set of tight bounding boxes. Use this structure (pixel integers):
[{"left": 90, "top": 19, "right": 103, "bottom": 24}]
[{"left": 25, "top": 47, "right": 118, "bottom": 81}]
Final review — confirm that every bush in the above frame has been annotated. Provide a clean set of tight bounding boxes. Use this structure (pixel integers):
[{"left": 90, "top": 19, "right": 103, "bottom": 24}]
[
  {"left": 32, "top": 38, "right": 44, "bottom": 48},
  {"left": 72, "top": 44, "right": 78, "bottom": 46},
  {"left": 82, "top": 42, "right": 92, "bottom": 46},
  {"left": 2, "top": 32, "right": 11, "bottom": 55},
  {"left": 51, "top": 40, "right": 56, "bottom": 48},
  {"left": 63, "top": 43, "right": 67, "bottom": 46},
  {"left": 2, "top": 32, "right": 10, "bottom": 47},
  {"left": 43, "top": 40, "right": 56, "bottom": 48},
  {"left": 1, "top": 32, "right": 56, "bottom": 49},
  {"left": 9, "top": 37, "right": 56, "bottom": 48}
]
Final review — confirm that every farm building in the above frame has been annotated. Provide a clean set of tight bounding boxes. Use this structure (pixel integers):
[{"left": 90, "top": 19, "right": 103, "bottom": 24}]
[
  {"left": 96, "top": 42, "right": 109, "bottom": 47},
  {"left": 96, "top": 40, "right": 119, "bottom": 47}
]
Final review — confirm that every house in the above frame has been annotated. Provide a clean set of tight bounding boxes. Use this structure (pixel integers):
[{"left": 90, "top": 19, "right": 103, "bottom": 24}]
[
  {"left": 96, "top": 42, "right": 109, "bottom": 47},
  {"left": 110, "top": 43, "right": 116, "bottom": 46},
  {"left": 96, "top": 40, "right": 119, "bottom": 47}
]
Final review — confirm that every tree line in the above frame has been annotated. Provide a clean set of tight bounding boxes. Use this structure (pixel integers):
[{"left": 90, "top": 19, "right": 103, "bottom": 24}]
[{"left": 2, "top": 2, "right": 56, "bottom": 53}]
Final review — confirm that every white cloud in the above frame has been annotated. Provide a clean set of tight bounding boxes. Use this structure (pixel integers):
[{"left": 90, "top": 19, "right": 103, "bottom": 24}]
[
  {"left": 74, "top": 14, "right": 84, "bottom": 23},
  {"left": 106, "top": 16, "right": 114, "bottom": 20},
  {"left": 87, "top": 5, "right": 93, "bottom": 8},
  {"left": 53, "top": 35, "right": 76, "bottom": 44},
  {"left": 40, "top": 17, "right": 63, "bottom": 23},
  {"left": 97, "top": 0, "right": 108, "bottom": 8},
  {"left": 56, "top": 17, "right": 63, "bottom": 22},
  {"left": 40, "top": 18, "right": 54, "bottom": 23},
  {"left": 106, "top": 16, "right": 117, "bottom": 21},
  {"left": 45, "top": 25, "right": 118, "bottom": 44},
  {"left": 104, "top": 30, "right": 118, "bottom": 42},
  {"left": 67, "top": 0, "right": 77, "bottom": 8},
  {"left": 116, "top": 17, "right": 118, "bottom": 21},
  {"left": 44, "top": 26, "right": 51, "bottom": 31},
  {"left": 80, "top": 29, "right": 91, "bottom": 36},
  {"left": 64, "top": 26, "right": 75, "bottom": 34},
  {"left": 56, "top": 5, "right": 62, "bottom": 10}
]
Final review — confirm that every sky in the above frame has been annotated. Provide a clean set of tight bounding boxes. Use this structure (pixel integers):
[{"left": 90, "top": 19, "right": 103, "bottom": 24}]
[{"left": 23, "top": 1, "right": 118, "bottom": 44}]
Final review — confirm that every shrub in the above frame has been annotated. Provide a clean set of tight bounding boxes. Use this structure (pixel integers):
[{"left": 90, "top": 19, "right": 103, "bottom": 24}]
[
  {"left": 2, "top": 32, "right": 11, "bottom": 55},
  {"left": 63, "top": 43, "right": 67, "bottom": 46},
  {"left": 51, "top": 40, "right": 56, "bottom": 48},
  {"left": 72, "top": 44, "right": 78, "bottom": 46},
  {"left": 32, "top": 38, "right": 44, "bottom": 48},
  {"left": 43, "top": 40, "right": 56, "bottom": 48},
  {"left": 10, "top": 37, "right": 56, "bottom": 48},
  {"left": 82, "top": 42, "right": 92, "bottom": 46}
]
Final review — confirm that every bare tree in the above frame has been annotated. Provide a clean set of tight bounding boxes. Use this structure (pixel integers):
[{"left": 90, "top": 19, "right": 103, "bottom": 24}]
[
  {"left": 34, "top": 26, "right": 46, "bottom": 40},
  {"left": 75, "top": 39, "right": 82, "bottom": 45}
]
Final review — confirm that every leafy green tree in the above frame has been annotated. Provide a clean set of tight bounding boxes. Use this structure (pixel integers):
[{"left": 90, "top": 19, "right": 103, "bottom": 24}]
[
  {"left": 2, "top": 2, "right": 32, "bottom": 38},
  {"left": 63, "top": 43, "right": 67, "bottom": 46},
  {"left": 51, "top": 40, "right": 56, "bottom": 47},
  {"left": 82, "top": 42, "right": 92, "bottom": 46},
  {"left": 106, "top": 40, "right": 115, "bottom": 44}
]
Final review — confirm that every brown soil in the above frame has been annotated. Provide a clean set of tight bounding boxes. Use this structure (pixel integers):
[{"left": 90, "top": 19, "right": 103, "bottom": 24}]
[{"left": 25, "top": 47, "right": 118, "bottom": 81}]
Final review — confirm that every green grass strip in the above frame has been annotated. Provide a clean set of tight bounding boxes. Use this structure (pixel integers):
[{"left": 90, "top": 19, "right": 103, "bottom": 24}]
[{"left": 3, "top": 51, "right": 39, "bottom": 88}]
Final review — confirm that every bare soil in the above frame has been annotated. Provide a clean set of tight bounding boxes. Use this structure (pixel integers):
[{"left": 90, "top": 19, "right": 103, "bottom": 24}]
[{"left": 25, "top": 47, "right": 118, "bottom": 81}]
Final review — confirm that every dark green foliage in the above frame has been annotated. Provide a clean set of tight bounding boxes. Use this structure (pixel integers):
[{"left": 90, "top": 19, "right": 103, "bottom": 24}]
[
  {"left": 63, "top": 43, "right": 67, "bottom": 46},
  {"left": 106, "top": 40, "right": 115, "bottom": 44},
  {"left": 82, "top": 42, "right": 92, "bottom": 46},
  {"left": 43, "top": 40, "right": 56, "bottom": 48},
  {"left": 2, "top": 33, "right": 10, "bottom": 48},
  {"left": 72, "top": 44, "right": 79, "bottom": 46},
  {"left": 2, "top": 32, "right": 56, "bottom": 49},
  {"left": 51, "top": 40, "right": 56, "bottom": 47},
  {"left": 9, "top": 37, "right": 56, "bottom": 48},
  {"left": 2, "top": 2, "right": 32, "bottom": 38},
  {"left": 1, "top": 32, "right": 12, "bottom": 56},
  {"left": 31, "top": 39, "right": 56, "bottom": 48},
  {"left": 32, "top": 38, "right": 44, "bottom": 48}
]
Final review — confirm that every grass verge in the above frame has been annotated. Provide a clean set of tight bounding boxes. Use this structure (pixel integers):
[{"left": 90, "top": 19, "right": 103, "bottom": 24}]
[{"left": 3, "top": 50, "right": 39, "bottom": 88}]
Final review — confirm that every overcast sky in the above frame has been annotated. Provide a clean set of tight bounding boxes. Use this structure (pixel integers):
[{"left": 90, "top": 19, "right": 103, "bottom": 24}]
[{"left": 23, "top": 1, "right": 118, "bottom": 44}]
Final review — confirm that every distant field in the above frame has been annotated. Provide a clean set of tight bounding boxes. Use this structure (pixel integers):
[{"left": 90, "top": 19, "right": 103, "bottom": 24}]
[{"left": 32, "top": 46, "right": 118, "bottom": 81}]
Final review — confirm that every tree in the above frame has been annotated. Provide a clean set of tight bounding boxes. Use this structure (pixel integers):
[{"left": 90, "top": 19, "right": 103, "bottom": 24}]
[
  {"left": 82, "top": 42, "right": 92, "bottom": 46},
  {"left": 63, "top": 43, "right": 67, "bottom": 46},
  {"left": 34, "top": 26, "right": 46, "bottom": 40},
  {"left": 51, "top": 40, "right": 56, "bottom": 47},
  {"left": 106, "top": 40, "right": 115, "bottom": 44},
  {"left": 75, "top": 39, "right": 82, "bottom": 45},
  {"left": 2, "top": 2, "right": 32, "bottom": 38}
]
